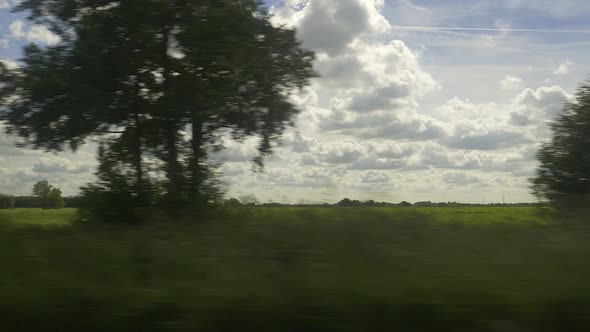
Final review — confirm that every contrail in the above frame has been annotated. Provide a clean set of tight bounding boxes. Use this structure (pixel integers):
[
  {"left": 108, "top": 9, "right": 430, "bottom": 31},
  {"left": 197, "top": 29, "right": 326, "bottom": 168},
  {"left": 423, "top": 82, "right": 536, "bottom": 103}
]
[{"left": 391, "top": 26, "right": 590, "bottom": 34}]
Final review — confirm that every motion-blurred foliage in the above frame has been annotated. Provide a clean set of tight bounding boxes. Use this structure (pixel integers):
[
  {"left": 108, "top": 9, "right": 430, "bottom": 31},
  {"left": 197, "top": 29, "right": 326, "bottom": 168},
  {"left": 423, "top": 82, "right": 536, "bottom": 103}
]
[
  {"left": 0, "top": 0, "right": 315, "bottom": 219},
  {"left": 533, "top": 80, "right": 590, "bottom": 206}
]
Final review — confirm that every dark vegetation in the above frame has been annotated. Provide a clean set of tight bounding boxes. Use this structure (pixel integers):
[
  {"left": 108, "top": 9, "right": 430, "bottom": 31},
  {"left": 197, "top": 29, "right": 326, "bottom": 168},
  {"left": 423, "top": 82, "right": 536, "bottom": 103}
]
[
  {"left": 532, "top": 80, "right": 590, "bottom": 206},
  {"left": 0, "top": 193, "right": 15, "bottom": 208},
  {"left": 0, "top": 0, "right": 315, "bottom": 220}
]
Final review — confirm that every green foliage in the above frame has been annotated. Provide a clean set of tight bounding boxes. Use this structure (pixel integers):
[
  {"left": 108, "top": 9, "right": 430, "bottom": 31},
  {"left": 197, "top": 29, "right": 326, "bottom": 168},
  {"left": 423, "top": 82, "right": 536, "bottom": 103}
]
[
  {"left": 32, "top": 180, "right": 52, "bottom": 198},
  {"left": 0, "top": 206, "right": 589, "bottom": 331},
  {"left": 0, "top": 193, "right": 15, "bottom": 209},
  {"left": 1, "top": 0, "right": 315, "bottom": 218},
  {"left": 31, "top": 180, "right": 65, "bottom": 209},
  {"left": 533, "top": 80, "right": 590, "bottom": 205},
  {"left": 78, "top": 184, "right": 146, "bottom": 223}
]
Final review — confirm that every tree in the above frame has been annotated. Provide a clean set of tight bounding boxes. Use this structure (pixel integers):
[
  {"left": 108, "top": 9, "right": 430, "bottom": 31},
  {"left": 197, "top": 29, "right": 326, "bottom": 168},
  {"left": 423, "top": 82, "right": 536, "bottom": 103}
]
[
  {"left": 32, "top": 180, "right": 64, "bottom": 209},
  {"left": 32, "top": 180, "right": 53, "bottom": 199},
  {"left": 0, "top": 194, "right": 15, "bottom": 209},
  {"left": 532, "top": 80, "right": 590, "bottom": 205},
  {"left": 1, "top": 0, "right": 315, "bottom": 216},
  {"left": 223, "top": 198, "right": 242, "bottom": 207}
]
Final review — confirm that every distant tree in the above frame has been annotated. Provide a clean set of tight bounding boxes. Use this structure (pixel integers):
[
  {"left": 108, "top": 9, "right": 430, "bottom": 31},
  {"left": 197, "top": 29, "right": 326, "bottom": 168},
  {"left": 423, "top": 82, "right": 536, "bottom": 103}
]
[
  {"left": 0, "top": 194, "right": 15, "bottom": 209},
  {"left": 32, "top": 180, "right": 53, "bottom": 199},
  {"left": 32, "top": 180, "right": 64, "bottom": 209},
  {"left": 239, "top": 195, "right": 260, "bottom": 206},
  {"left": 336, "top": 198, "right": 352, "bottom": 207},
  {"left": 532, "top": 80, "right": 590, "bottom": 205},
  {"left": 399, "top": 201, "right": 413, "bottom": 207},
  {"left": 49, "top": 188, "right": 65, "bottom": 209},
  {"left": 336, "top": 198, "right": 365, "bottom": 207},
  {"left": 223, "top": 198, "right": 242, "bottom": 207}
]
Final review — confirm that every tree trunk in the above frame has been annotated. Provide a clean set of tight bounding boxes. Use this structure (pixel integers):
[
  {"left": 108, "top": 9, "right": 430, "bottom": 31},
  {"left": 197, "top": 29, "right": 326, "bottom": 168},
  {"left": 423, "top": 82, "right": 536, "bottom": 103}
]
[
  {"left": 165, "top": 121, "right": 182, "bottom": 199},
  {"left": 190, "top": 115, "right": 204, "bottom": 202},
  {"left": 160, "top": 22, "right": 183, "bottom": 202},
  {"left": 132, "top": 108, "right": 144, "bottom": 203},
  {"left": 130, "top": 79, "right": 145, "bottom": 203}
]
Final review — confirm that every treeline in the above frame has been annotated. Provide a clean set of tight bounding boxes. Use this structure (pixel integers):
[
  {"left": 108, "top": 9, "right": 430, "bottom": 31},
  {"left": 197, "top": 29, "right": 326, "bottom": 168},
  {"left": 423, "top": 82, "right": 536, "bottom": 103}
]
[
  {"left": 5, "top": 196, "right": 83, "bottom": 209},
  {"left": 0, "top": 195, "right": 82, "bottom": 209},
  {"left": 221, "top": 198, "right": 543, "bottom": 207},
  {"left": 0, "top": 180, "right": 69, "bottom": 209}
]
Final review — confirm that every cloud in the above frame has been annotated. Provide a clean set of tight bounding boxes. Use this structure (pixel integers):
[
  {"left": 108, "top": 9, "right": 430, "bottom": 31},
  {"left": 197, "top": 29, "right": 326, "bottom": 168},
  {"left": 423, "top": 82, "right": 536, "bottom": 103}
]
[
  {"left": 357, "top": 170, "right": 391, "bottom": 185},
  {"left": 0, "top": 59, "right": 19, "bottom": 69},
  {"left": 442, "top": 172, "right": 482, "bottom": 186},
  {"left": 499, "top": 75, "right": 523, "bottom": 90},
  {"left": 211, "top": 137, "right": 260, "bottom": 163},
  {"left": 509, "top": 85, "right": 571, "bottom": 128},
  {"left": 435, "top": 98, "right": 500, "bottom": 121},
  {"left": 0, "top": 0, "right": 19, "bottom": 9},
  {"left": 9, "top": 20, "right": 24, "bottom": 37},
  {"left": 319, "top": 109, "right": 448, "bottom": 142},
  {"left": 271, "top": 0, "right": 390, "bottom": 55},
  {"left": 442, "top": 125, "right": 531, "bottom": 150},
  {"left": 279, "top": 133, "right": 318, "bottom": 153},
  {"left": 32, "top": 156, "right": 92, "bottom": 174},
  {"left": 346, "top": 82, "right": 412, "bottom": 112},
  {"left": 348, "top": 156, "right": 406, "bottom": 170},
  {"left": 9, "top": 19, "right": 61, "bottom": 45},
  {"left": 316, "top": 139, "right": 366, "bottom": 164},
  {"left": 553, "top": 60, "right": 574, "bottom": 75},
  {"left": 367, "top": 140, "right": 415, "bottom": 159}
]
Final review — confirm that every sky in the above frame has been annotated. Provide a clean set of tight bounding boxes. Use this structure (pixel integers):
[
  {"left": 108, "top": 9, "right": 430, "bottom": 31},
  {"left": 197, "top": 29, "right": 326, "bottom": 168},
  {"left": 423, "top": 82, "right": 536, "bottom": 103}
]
[{"left": 1, "top": 0, "right": 590, "bottom": 204}]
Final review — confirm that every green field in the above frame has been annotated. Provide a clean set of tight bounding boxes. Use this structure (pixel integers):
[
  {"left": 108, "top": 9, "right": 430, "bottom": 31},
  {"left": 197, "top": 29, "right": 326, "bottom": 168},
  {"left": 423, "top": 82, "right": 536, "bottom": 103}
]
[{"left": 1, "top": 206, "right": 589, "bottom": 331}]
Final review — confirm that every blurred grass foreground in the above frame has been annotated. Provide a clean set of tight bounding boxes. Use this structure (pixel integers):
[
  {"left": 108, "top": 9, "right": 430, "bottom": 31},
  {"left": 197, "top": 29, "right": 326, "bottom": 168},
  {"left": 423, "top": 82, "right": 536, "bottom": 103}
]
[{"left": 1, "top": 206, "right": 590, "bottom": 331}]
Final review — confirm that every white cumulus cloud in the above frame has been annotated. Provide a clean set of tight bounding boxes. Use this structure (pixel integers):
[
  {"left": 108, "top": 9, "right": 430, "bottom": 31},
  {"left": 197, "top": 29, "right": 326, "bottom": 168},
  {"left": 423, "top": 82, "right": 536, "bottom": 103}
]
[
  {"left": 9, "top": 19, "right": 61, "bottom": 45},
  {"left": 553, "top": 60, "right": 574, "bottom": 76},
  {"left": 499, "top": 75, "right": 523, "bottom": 90}
]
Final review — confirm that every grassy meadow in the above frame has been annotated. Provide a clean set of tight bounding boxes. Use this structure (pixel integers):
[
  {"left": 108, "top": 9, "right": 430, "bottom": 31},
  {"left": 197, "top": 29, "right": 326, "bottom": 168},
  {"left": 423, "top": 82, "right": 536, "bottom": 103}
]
[{"left": 1, "top": 206, "right": 590, "bottom": 331}]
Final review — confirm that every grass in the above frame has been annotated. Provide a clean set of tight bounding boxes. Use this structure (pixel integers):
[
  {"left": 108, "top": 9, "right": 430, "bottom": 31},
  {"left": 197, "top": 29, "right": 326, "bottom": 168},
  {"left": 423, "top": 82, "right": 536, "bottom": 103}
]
[
  {"left": 0, "top": 207, "right": 77, "bottom": 226},
  {"left": 1, "top": 206, "right": 589, "bottom": 331}
]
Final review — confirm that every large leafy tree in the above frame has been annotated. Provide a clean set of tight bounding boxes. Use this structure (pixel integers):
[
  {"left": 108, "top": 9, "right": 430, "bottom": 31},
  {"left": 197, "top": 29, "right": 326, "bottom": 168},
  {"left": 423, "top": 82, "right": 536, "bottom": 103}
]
[
  {"left": 532, "top": 80, "right": 590, "bottom": 205},
  {"left": 0, "top": 0, "right": 315, "bottom": 211}
]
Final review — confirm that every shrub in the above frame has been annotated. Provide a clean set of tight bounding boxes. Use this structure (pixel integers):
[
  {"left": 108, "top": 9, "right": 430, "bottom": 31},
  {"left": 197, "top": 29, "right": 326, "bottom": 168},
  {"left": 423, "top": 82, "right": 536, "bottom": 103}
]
[{"left": 78, "top": 185, "right": 146, "bottom": 223}]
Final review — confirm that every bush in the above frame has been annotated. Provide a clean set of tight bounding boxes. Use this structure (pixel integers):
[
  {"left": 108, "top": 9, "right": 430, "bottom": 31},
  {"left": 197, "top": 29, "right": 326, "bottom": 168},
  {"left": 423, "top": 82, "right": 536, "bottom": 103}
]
[
  {"left": 0, "top": 194, "right": 15, "bottom": 209},
  {"left": 78, "top": 185, "right": 146, "bottom": 223}
]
